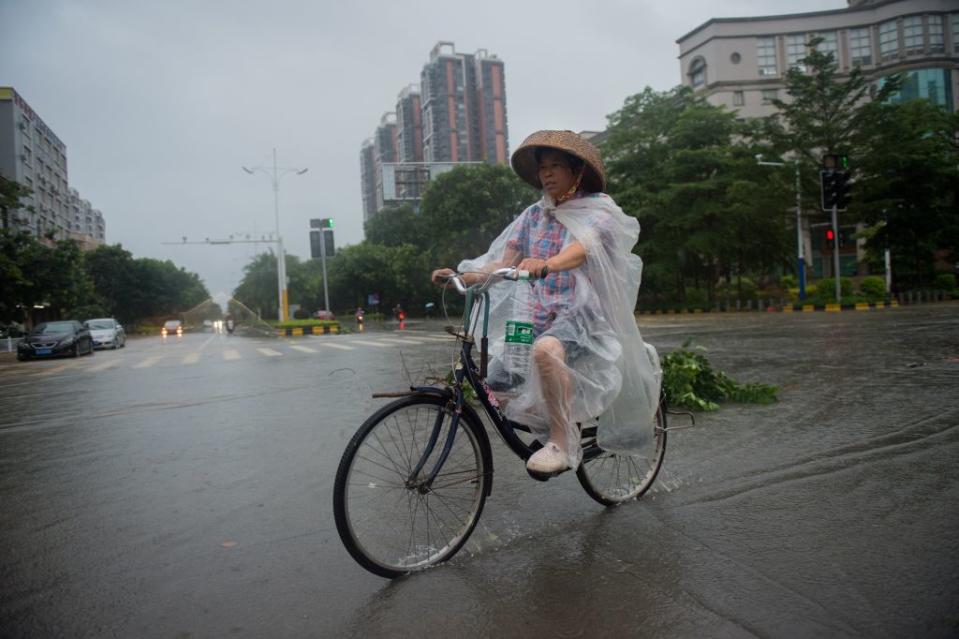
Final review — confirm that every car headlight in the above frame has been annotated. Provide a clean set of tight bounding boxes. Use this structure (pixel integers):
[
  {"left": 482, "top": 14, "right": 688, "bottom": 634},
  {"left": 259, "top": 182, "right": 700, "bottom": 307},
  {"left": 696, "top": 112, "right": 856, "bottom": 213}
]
[{"left": 60, "top": 336, "right": 76, "bottom": 346}]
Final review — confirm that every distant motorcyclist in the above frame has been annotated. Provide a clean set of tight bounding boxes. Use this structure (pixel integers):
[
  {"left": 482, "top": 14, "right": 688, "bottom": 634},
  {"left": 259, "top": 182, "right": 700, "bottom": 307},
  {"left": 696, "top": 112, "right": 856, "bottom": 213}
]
[{"left": 225, "top": 314, "right": 236, "bottom": 334}]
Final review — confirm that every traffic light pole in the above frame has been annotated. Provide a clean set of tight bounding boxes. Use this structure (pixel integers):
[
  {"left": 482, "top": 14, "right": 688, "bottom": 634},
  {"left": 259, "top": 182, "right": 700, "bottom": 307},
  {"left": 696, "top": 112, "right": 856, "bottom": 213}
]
[
  {"left": 831, "top": 203, "right": 841, "bottom": 303},
  {"left": 319, "top": 228, "right": 330, "bottom": 312},
  {"left": 794, "top": 159, "right": 806, "bottom": 300}
]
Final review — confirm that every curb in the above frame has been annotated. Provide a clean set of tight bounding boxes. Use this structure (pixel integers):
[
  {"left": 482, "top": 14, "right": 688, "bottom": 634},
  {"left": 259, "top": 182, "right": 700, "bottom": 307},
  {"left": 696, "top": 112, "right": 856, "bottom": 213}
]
[
  {"left": 276, "top": 324, "right": 340, "bottom": 337},
  {"left": 637, "top": 300, "right": 903, "bottom": 315}
]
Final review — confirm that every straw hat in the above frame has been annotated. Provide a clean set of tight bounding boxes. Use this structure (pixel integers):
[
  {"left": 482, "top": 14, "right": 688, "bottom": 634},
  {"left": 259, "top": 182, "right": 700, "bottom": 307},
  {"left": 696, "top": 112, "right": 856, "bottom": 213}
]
[{"left": 510, "top": 130, "right": 606, "bottom": 193}]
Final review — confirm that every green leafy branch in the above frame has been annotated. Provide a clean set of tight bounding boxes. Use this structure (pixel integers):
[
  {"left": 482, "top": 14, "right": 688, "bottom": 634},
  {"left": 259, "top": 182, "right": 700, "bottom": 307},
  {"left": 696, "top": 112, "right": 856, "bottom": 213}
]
[{"left": 662, "top": 341, "right": 778, "bottom": 411}]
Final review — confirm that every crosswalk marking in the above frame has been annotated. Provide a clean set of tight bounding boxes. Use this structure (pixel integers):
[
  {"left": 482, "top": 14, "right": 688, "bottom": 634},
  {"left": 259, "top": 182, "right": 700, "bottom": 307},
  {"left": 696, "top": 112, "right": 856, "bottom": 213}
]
[
  {"left": 318, "top": 342, "right": 354, "bottom": 351},
  {"left": 290, "top": 345, "right": 317, "bottom": 353},
  {"left": 223, "top": 349, "right": 241, "bottom": 361},
  {"left": 257, "top": 348, "right": 283, "bottom": 357},
  {"left": 133, "top": 355, "right": 163, "bottom": 369},
  {"left": 87, "top": 358, "right": 123, "bottom": 372},
  {"left": 350, "top": 340, "right": 391, "bottom": 348},
  {"left": 377, "top": 338, "right": 426, "bottom": 345},
  {"left": 38, "top": 360, "right": 82, "bottom": 376},
  {"left": 182, "top": 352, "right": 200, "bottom": 365}
]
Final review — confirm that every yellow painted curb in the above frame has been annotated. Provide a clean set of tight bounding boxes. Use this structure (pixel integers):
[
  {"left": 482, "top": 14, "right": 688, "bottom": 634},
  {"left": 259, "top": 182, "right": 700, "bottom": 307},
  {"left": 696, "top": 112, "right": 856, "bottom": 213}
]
[
  {"left": 291, "top": 327, "right": 304, "bottom": 336},
  {"left": 825, "top": 303, "right": 841, "bottom": 312},
  {"left": 891, "top": 300, "right": 899, "bottom": 307},
  {"left": 855, "top": 302, "right": 870, "bottom": 311},
  {"left": 802, "top": 305, "right": 816, "bottom": 313},
  {"left": 782, "top": 306, "right": 794, "bottom": 313}
]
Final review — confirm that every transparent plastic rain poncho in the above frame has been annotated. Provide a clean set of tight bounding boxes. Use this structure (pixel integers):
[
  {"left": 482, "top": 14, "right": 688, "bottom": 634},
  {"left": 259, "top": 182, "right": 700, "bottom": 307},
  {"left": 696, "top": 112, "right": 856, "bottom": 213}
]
[{"left": 458, "top": 192, "right": 662, "bottom": 469}]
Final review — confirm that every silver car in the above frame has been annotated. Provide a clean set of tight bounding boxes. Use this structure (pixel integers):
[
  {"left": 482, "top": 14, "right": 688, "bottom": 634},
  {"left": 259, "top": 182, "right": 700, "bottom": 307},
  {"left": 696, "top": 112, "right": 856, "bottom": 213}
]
[{"left": 84, "top": 318, "right": 126, "bottom": 350}]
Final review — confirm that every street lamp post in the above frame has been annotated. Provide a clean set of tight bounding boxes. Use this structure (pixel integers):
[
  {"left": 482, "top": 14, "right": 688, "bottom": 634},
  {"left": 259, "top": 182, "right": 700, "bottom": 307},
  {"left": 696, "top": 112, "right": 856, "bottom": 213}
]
[
  {"left": 242, "top": 148, "right": 308, "bottom": 322},
  {"left": 756, "top": 154, "right": 805, "bottom": 300}
]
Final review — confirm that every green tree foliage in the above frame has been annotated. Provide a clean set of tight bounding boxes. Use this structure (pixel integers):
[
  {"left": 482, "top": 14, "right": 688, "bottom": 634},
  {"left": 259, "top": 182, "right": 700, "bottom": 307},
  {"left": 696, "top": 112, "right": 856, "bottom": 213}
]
[
  {"left": 1, "top": 176, "right": 33, "bottom": 231},
  {"left": 418, "top": 164, "right": 538, "bottom": 268},
  {"left": 854, "top": 101, "right": 958, "bottom": 288},
  {"left": 363, "top": 205, "right": 425, "bottom": 248},
  {"left": 604, "top": 87, "right": 792, "bottom": 303}
]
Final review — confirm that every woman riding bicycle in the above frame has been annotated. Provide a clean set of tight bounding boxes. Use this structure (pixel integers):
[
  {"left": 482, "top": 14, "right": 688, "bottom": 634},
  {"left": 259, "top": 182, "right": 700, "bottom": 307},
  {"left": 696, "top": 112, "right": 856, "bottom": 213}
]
[{"left": 431, "top": 130, "right": 661, "bottom": 476}]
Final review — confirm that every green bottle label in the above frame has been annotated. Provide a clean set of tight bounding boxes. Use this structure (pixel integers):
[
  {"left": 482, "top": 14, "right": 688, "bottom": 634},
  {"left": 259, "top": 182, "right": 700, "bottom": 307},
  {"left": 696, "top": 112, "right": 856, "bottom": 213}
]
[{"left": 505, "top": 320, "right": 534, "bottom": 345}]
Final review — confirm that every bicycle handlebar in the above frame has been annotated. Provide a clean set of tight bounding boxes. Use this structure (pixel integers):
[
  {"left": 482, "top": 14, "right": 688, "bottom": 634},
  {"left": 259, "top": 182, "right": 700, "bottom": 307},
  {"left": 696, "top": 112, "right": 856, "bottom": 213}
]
[{"left": 444, "top": 267, "right": 531, "bottom": 295}]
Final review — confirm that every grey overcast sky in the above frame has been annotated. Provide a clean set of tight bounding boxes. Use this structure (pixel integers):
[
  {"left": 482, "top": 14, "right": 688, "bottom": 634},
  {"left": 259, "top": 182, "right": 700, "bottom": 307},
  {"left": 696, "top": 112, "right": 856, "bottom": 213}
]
[{"left": 1, "top": 0, "right": 840, "bottom": 296}]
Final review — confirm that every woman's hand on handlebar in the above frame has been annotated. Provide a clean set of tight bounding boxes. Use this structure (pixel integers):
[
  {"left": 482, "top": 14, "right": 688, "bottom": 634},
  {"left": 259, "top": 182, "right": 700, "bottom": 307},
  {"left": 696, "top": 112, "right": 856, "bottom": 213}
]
[{"left": 431, "top": 267, "right": 458, "bottom": 287}]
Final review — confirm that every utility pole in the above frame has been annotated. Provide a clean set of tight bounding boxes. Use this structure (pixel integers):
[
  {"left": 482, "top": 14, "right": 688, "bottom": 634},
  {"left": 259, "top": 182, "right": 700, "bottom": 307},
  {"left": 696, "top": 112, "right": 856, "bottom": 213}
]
[
  {"left": 242, "top": 149, "right": 308, "bottom": 322},
  {"left": 756, "top": 154, "right": 805, "bottom": 300}
]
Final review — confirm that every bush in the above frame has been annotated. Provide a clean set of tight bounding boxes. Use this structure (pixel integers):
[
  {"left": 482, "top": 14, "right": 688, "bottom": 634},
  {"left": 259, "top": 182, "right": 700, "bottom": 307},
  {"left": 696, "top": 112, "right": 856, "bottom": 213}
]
[
  {"left": 859, "top": 276, "right": 886, "bottom": 301},
  {"left": 808, "top": 277, "right": 855, "bottom": 304},
  {"left": 780, "top": 275, "right": 797, "bottom": 289},
  {"left": 934, "top": 273, "right": 956, "bottom": 292},
  {"left": 716, "top": 277, "right": 758, "bottom": 301},
  {"left": 684, "top": 287, "right": 709, "bottom": 308},
  {"left": 292, "top": 308, "right": 311, "bottom": 319}
]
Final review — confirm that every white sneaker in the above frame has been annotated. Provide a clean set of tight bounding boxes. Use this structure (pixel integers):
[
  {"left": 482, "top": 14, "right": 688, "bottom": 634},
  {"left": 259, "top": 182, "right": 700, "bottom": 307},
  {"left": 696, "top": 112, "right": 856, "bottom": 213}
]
[{"left": 526, "top": 442, "right": 569, "bottom": 475}]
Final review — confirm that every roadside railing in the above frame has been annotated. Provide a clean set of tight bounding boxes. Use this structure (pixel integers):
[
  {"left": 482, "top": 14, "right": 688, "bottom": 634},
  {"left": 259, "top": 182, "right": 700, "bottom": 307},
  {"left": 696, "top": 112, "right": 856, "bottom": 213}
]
[{"left": 2, "top": 337, "right": 23, "bottom": 353}]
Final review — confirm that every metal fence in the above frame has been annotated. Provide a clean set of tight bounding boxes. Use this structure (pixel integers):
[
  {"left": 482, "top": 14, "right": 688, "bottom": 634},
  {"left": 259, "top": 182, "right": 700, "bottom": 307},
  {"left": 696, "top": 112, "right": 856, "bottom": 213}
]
[{"left": 2, "top": 337, "right": 23, "bottom": 353}]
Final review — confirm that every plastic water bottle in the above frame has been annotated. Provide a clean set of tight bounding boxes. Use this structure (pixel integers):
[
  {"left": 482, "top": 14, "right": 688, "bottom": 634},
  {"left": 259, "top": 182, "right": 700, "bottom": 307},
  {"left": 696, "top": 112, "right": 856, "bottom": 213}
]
[{"left": 504, "top": 318, "right": 533, "bottom": 379}]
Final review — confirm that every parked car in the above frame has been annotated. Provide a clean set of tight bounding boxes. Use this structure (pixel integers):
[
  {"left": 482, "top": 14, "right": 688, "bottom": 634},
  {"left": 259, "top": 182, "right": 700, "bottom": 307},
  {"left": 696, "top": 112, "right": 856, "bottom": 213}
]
[
  {"left": 313, "top": 310, "right": 336, "bottom": 320},
  {"left": 161, "top": 319, "right": 183, "bottom": 337},
  {"left": 17, "top": 321, "right": 94, "bottom": 360},
  {"left": 84, "top": 317, "right": 126, "bottom": 350}
]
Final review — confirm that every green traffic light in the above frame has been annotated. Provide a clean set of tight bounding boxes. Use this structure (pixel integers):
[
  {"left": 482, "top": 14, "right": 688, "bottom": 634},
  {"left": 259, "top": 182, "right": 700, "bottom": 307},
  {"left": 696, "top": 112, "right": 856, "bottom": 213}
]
[{"left": 327, "top": 218, "right": 334, "bottom": 229}]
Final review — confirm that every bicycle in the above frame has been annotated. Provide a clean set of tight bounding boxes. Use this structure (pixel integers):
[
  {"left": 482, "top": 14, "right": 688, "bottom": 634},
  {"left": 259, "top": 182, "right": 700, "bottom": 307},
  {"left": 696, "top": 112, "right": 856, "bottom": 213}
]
[{"left": 333, "top": 267, "right": 669, "bottom": 578}]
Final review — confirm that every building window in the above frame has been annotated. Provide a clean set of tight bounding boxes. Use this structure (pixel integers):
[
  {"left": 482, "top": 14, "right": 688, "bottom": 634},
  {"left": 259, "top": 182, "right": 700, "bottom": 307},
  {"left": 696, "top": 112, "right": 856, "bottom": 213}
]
[
  {"left": 928, "top": 15, "right": 944, "bottom": 53},
  {"left": 879, "top": 20, "right": 899, "bottom": 60},
  {"left": 762, "top": 89, "right": 778, "bottom": 104},
  {"left": 730, "top": 52, "right": 741, "bottom": 64},
  {"left": 903, "top": 16, "right": 923, "bottom": 54},
  {"left": 786, "top": 33, "right": 807, "bottom": 69},
  {"left": 813, "top": 31, "right": 839, "bottom": 63},
  {"left": 689, "top": 57, "right": 706, "bottom": 88},
  {"left": 733, "top": 91, "right": 745, "bottom": 106},
  {"left": 757, "top": 37, "right": 778, "bottom": 76},
  {"left": 849, "top": 27, "right": 873, "bottom": 66},
  {"left": 885, "top": 67, "right": 954, "bottom": 111},
  {"left": 953, "top": 14, "right": 959, "bottom": 53}
]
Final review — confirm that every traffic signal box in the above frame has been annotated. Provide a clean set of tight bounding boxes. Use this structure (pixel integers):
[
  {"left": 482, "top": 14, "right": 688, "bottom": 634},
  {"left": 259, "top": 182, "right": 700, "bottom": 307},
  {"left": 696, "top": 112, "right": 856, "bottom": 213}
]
[
  {"left": 820, "top": 154, "right": 850, "bottom": 211},
  {"left": 309, "top": 218, "right": 335, "bottom": 258}
]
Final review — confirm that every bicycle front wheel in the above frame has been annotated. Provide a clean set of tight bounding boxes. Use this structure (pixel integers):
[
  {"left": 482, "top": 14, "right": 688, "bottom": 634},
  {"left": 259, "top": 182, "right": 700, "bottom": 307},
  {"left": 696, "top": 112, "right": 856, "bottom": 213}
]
[
  {"left": 576, "top": 407, "right": 667, "bottom": 506},
  {"left": 333, "top": 395, "right": 490, "bottom": 578}
]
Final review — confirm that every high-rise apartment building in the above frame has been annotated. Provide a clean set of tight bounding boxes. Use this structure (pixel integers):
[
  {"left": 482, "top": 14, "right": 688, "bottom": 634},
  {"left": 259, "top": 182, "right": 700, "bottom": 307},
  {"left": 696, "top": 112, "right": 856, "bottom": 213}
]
[
  {"left": 396, "top": 85, "right": 424, "bottom": 163},
  {"left": 372, "top": 112, "right": 399, "bottom": 213},
  {"left": 0, "top": 87, "right": 70, "bottom": 241},
  {"left": 359, "top": 42, "right": 508, "bottom": 223},
  {"left": 0, "top": 87, "right": 107, "bottom": 248},
  {"left": 676, "top": 0, "right": 958, "bottom": 119},
  {"left": 420, "top": 42, "right": 508, "bottom": 164},
  {"left": 359, "top": 139, "right": 377, "bottom": 224}
]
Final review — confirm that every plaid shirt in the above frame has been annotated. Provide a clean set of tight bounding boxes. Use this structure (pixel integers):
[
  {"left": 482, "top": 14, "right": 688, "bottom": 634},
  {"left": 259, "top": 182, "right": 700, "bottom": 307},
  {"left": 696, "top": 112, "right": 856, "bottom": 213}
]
[{"left": 506, "top": 194, "right": 586, "bottom": 335}]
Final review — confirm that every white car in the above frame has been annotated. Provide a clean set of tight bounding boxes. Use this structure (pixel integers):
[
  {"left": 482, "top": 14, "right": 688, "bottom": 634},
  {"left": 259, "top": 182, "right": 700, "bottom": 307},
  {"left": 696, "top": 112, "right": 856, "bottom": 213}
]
[{"left": 84, "top": 317, "right": 126, "bottom": 350}]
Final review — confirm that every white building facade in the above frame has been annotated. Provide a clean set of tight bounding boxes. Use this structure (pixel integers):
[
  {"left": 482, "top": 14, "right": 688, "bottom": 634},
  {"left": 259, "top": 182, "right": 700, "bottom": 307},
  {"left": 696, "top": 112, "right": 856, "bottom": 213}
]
[{"left": 677, "top": 0, "right": 959, "bottom": 119}]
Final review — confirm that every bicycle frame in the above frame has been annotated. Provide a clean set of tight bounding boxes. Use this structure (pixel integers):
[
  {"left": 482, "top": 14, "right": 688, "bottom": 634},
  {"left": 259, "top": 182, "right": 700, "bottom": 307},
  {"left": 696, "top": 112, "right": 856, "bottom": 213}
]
[{"left": 406, "top": 278, "right": 608, "bottom": 493}]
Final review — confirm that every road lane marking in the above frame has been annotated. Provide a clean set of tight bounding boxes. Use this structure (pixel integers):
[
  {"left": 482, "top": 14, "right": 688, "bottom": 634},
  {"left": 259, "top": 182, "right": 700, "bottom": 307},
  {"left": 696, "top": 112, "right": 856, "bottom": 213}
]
[
  {"left": 182, "top": 352, "right": 200, "bottom": 365},
  {"left": 350, "top": 340, "right": 391, "bottom": 348},
  {"left": 133, "top": 355, "right": 163, "bottom": 369},
  {"left": 37, "top": 360, "right": 82, "bottom": 376},
  {"left": 87, "top": 358, "right": 123, "bottom": 372},
  {"left": 198, "top": 335, "right": 216, "bottom": 351},
  {"left": 257, "top": 348, "right": 283, "bottom": 357},
  {"left": 377, "top": 338, "right": 426, "bottom": 345},
  {"left": 223, "top": 349, "right": 241, "bottom": 361},
  {"left": 318, "top": 342, "right": 354, "bottom": 351},
  {"left": 290, "top": 345, "right": 317, "bottom": 353}
]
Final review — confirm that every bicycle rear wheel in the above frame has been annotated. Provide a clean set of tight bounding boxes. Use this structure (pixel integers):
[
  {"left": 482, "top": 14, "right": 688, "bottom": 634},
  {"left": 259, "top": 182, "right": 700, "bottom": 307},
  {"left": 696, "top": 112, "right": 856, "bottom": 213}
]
[
  {"left": 576, "top": 406, "right": 667, "bottom": 506},
  {"left": 333, "top": 395, "right": 490, "bottom": 578}
]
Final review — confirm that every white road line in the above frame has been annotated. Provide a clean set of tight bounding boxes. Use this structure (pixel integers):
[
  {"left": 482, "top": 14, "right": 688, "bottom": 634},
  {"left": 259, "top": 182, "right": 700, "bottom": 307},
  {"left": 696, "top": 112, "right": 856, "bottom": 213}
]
[
  {"left": 198, "top": 335, "right": 216, "bottom": 351},
  {"left": 377, "top": 338, "right": 426, "bottom": 345},
  {"left": 289, "top": 345, "right": 317, "bottom": 353},
  {"left": 86, "top": 358, "right": 123, "bottom": 372},
  {"left": 350, "top": 340, "right": 392, "bottom": 348},
  {"left": 37, "top": 360, "right": 82, "bottom": 376},
  {"left": 257, "top": 348, "right": 283, "bottom": 357},
  {"left": 133, "top": 355, "right": 163, "bottom": 369},
  {"left": 182, "top": 352, "right": 200, "bottom": 365},
  {"left": 318, "top": 342, "right": 354, "bottom": 351},
  {"left": 223, "top": 349, "right": 241, "bottom": 361}
]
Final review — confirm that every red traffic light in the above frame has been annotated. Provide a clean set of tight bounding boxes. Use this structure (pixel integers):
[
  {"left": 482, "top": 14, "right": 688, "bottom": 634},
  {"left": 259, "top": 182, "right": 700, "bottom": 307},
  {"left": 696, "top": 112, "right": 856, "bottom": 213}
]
[{"left": 826, "top": 229, "right": 835, "bottom": 241}]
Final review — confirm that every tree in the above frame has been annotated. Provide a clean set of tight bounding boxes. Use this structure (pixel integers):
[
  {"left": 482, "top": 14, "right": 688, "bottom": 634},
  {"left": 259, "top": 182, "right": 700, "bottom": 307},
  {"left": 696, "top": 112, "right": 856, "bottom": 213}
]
[
  {"left": 364, "top": 205, "right": 426, "bottom": 249},
  {"left": 603, "top": 87, "right": 792, "bottom": 304},
  {"left": 84, "top": 244, "right": 140, "bottom": 323},
  {"left": 419, "top": 164, "right": 538, "bottom": 268}
]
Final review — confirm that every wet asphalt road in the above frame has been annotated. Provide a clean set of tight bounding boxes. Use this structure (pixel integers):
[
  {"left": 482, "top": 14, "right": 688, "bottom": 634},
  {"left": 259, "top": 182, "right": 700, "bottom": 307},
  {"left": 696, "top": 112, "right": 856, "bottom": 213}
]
[{"left": 1, "top": 304, "right": 957, "bottom": 638}]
